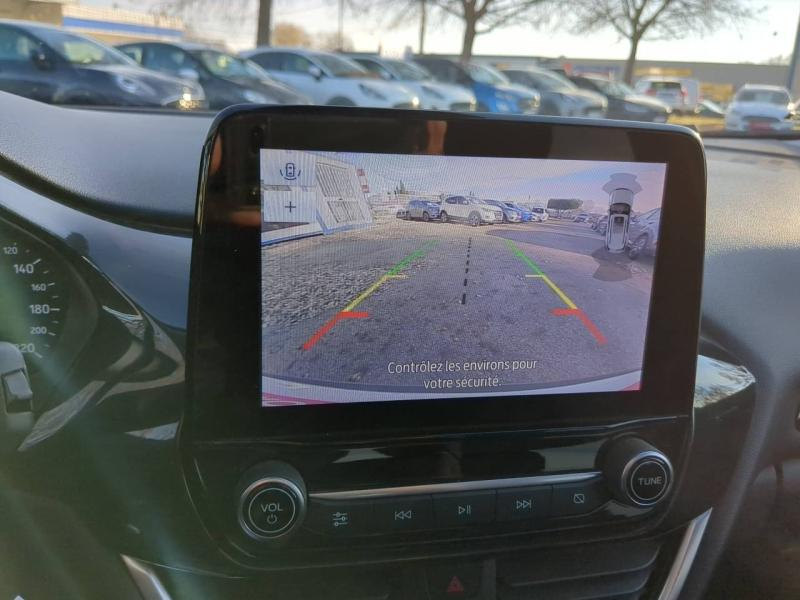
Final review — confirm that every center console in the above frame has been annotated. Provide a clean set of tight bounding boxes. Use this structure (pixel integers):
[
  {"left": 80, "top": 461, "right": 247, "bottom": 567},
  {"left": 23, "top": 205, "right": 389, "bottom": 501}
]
[{"left": 184, "top": 107, "right": 705, "bottom": 570}]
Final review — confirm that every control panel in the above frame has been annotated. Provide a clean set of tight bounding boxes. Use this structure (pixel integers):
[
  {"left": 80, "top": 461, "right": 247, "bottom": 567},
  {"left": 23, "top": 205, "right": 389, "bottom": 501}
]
[{"left": 226, "top": 433, "right": 678, "bottom": 554}]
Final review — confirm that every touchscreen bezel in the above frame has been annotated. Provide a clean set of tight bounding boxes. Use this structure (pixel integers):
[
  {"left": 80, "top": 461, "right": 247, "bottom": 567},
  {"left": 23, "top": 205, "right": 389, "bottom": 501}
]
[{"left": 187, "top": 106, "right": 705, "bottom": 441}]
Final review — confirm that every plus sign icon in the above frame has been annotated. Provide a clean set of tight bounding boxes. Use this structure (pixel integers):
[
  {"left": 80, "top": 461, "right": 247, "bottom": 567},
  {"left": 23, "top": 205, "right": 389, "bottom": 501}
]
[{"left": 261, "top": 150, "right": 316, "bottom": 224}]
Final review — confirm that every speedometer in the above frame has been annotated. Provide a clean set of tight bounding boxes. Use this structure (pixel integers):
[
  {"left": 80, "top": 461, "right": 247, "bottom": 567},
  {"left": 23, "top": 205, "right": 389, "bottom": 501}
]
[{"left": 0, "top": 220, "right": 72, "bottom": 374}]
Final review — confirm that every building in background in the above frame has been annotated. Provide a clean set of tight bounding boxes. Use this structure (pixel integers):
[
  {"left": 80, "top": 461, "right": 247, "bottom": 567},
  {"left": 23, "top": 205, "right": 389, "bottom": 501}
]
[{"left": 0, "top": 0, "right": 185, "bottom": 45}]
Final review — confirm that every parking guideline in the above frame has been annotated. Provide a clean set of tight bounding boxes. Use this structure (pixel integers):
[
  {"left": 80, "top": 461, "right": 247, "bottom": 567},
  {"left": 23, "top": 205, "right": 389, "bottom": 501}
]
[
  {"left": 343, "top": 240, "right": 436, "bottom": 313},
  {"left": 504, "top": 239, "right": 606, "bottom": 345},
  {"left": 303, "top": 240, "right": 437, "bottom": 350},
  {"left": 505, "top": 240, "right": 578, "bottom": 309}
]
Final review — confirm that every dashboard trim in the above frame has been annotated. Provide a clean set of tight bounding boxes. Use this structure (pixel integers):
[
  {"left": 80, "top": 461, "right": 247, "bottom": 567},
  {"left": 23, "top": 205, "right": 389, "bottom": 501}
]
[
  {"left": 122, "top": 555, "right": 172, "bottom": 600},
  {"left": 310, "top": 472, "right": 601, "bottom": 499},
  {"left": 657, "top": 509, "right": 712, "bottom": 600}
]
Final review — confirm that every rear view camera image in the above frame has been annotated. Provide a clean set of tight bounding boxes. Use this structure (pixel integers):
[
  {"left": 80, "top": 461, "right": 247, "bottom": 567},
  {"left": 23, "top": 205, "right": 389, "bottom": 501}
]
[{"left": 261, "top": 150, "right": 665, "bottom": 407}]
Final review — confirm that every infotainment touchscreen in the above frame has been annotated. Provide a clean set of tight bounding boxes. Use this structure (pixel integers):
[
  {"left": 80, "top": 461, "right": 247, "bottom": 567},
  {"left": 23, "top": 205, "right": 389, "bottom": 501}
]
[{"left": 261, "top": 150, "right": 666, "bottom": 407}]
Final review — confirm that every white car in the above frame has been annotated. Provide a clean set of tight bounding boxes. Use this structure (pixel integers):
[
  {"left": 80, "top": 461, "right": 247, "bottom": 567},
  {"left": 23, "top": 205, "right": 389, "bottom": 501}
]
[
  {"left": 725, "top": 85, "right": 797, "bottom": 132},
  {"left": 528, "top": 206, "right": 548, "bottom": 222},
  {"left": 440, "top": 195, "right": 503, "bottom": 226},
  {"left": 241, "top": 47, "right": 420, "bottom": 109},
  {"left": 634, "top": 77, "right": 699, "bottom": 113},
  {"left": 347, "top": 55, "right": 477, "bottom": 112}
]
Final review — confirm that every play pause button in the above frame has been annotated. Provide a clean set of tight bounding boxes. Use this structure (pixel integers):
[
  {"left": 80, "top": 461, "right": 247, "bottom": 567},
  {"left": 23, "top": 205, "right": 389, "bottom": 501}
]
[{"left": 433, "top": 491, "right": 496, "bottom": 527}]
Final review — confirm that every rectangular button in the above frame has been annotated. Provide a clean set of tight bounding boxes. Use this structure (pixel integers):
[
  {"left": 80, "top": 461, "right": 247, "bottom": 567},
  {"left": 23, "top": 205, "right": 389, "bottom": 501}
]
[
  {"left": 496, "top": 486, "right": 551, "bottom": 522},
  {"left": 433, "top": 491, "right": 496, "bottom": 528},
  {"left": 372, "top": 495, "right": 433, "bottom": 532},
  {"left": 306, "top": 499, "right": 372, "bottom": 536},
  {"left": 551, "top": 479, "right": 608, "bottom": 517}
]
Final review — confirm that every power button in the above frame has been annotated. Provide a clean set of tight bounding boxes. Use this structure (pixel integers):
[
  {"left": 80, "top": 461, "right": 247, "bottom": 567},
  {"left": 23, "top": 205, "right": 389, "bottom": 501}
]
[{"left": 238, "top": 477, "right": 305, "bottom": 541}]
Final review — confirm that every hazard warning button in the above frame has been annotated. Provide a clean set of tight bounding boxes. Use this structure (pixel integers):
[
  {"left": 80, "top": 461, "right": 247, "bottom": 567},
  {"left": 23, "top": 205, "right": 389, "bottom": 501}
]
[{"left": 427, "top": 565, "right": 482, "bottom": 599}]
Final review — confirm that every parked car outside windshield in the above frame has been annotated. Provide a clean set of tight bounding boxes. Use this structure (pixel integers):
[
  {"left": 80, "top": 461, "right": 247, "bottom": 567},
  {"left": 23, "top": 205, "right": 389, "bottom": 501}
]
[
  {"left": 0, "top": 21, "right": 206, "bottom": 109},
  {"left": 725, "top": 85, "right": 797, "bottom": 132},
  {"left": 243, "top": 47, "right": 420, "bottom": 109},
  {"left": 501, "top": 66, "right": 606, "bottom": 117},
  {"left": 633, "top": 77, "right": 699, "bottom": 112},
  {"left": 116, "top": 42, "right": 309, "bottom": 109},
  {"left": 570, "top": 75, "right": 671, "bottom": 123},
  {"left": 415, "top": 57, "right": 539, "bottom": 115},
  {"left": 348, "top": 54, "right": 477, "bottom": 111}
]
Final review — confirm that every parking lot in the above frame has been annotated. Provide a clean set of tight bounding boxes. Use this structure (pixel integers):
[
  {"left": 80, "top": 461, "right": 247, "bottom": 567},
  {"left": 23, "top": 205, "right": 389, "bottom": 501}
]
[{"left": 262, "top": 217, "right": 654, "bottom": 403}]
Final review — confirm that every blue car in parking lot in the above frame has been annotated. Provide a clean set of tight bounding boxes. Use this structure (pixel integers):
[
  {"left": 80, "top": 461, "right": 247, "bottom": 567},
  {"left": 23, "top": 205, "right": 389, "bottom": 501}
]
[
  {"left": 504, "top": 202, "right": 533, "bottom": 222},
  {"left": 484, "top": 199, "right": 526, "bottom": 222},
  {"left": 405, "top": 198, "right": 441, "bottom": 222},
  {"left": 413, "top": 57, "right": 539, "bottom": 114}
]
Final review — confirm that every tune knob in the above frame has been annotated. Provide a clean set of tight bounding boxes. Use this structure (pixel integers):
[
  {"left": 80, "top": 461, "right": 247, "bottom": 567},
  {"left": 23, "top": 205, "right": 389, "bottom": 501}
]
[
  {"left": 603, "top": 437, "right": 673, "bottom": 507},
  {"left": 237, "top": 461, "right": 307, "bottom": 542}
]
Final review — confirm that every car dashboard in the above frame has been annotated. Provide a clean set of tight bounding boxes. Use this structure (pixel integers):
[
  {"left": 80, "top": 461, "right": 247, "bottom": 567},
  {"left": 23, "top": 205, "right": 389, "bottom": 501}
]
[{"left": 1, "top": 91, "right": 799, "bottom": 600}]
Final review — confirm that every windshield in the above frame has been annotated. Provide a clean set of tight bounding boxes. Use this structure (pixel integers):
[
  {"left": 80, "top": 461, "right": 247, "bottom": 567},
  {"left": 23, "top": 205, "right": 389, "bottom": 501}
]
[
  {"left": 735, "top": 89, "right": 791, "bottom": 105},
  {"left": 315, "top": 53, "right": 368, "bottom": 78},
  {"left": 33, "top": 28, "right": 132, "bottom": 66},
  {"left": 0, "top": 0, "right": 796, "bottom": 137},
  {"left": 386, "top": 59, "right": 430, "bottom": 81},
  {"left": 467, "top": 63, "right": 509, "bottom": 86},
  {"left": 195, "top": 50, "right": 266, "bottom": 80}
]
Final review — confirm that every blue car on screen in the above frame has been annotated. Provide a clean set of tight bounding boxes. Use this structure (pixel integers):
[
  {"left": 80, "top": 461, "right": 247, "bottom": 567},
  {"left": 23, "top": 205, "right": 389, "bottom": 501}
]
[
  {"left": 504, "top": 202, "right": 533, "bottom": 221},
  {"left": 406, "top": 198, "right": 442, "bottom": 221},
  {"left": 484, "top": 199, "right": 524, "bottom": 223},
  {"left": 413, "top": 58, "right": 540, "bottom": 114}
]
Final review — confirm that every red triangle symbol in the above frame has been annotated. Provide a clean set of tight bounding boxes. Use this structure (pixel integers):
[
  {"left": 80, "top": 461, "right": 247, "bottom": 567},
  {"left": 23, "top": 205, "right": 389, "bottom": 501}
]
[{"left": 446, "top": 575, "right": 465, "bottom": 594}]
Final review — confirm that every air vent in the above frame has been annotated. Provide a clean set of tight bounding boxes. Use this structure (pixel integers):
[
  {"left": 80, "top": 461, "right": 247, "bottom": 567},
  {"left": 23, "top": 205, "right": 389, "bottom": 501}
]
[{"left": 496, "top": 539, "right": 661, "bottom": 599}]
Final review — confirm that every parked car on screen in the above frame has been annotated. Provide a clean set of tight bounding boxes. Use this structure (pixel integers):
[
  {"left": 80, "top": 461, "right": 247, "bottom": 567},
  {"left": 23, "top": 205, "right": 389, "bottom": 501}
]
[
  {"left": 634, "top": 77, "right": 699, "bottom": 113},
  {"left": 483, "top": 199, "right": 523, "bottom": 222},
  {"left": 406, "top": 198, "right": 441, "bottom": 221},
  {"left": 0, "top": 21, "right": 206, "bottom": 109},
  {"left": 242, "top": 47, "right": 419, "bottom": 109},
  {"left": 570, "top": 75, "right": 671, "bottom": 123},
  {"left": 413, "top": 57, "right": 539, "bottom": 114},
  {"left": 626, "top": 208, "right": 661, "bottom": 259},
  {"left": 594, "top": 214, "right": 609, "bottom": 235},
  {"left": 346, "top": 54, "right": 476, "bottom": 111},
  {"left": 573, "top": 213, "right": 591, "bottom": 223},
  {"left": 500, "top": 67, "right": 606, "bottom": 117},
  {"left": 505, "top": 202, "right": 533, "bottom": 222},
  {"left": 440, "top": 195, "right": 503, "bottom": 226},
  {"left": 116, "top": 41, "right": 308, "bottom": 110},
  {"left": 724, "top": 85, "right": 796, "bottom": 132},
  {"left": 528, "top": 206, "right": 548, "bottom": 222}
]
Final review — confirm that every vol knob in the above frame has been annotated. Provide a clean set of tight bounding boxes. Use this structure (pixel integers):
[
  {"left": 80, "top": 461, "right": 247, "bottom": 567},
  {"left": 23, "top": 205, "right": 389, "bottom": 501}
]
[{"left": 236, "top": 461, "right": 307, "bottom": 542}]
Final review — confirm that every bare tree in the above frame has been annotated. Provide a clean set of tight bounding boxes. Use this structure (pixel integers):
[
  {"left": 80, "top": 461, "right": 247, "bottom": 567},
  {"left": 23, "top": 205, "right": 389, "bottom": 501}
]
[
  {"left": 256, "top": 0, "right": 272, "bottom": 45},
  {"left": 353, "top": 0, "right": 436, "bottom": 55},
  {"left": 433, "top": 0, "right": 548, "bottom": 63},
  {"left": 161, "top": 0, "right": 273, "bottom": 46},
  {"left": 568, "top": 0, "right": 756, "bottom": 83}
]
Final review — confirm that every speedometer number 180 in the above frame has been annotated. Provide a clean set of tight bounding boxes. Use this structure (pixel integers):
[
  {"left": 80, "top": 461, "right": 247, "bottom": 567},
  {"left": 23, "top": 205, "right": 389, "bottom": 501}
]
[{"left": 1, "top": 235, "right": 68, "bottom": 372}]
